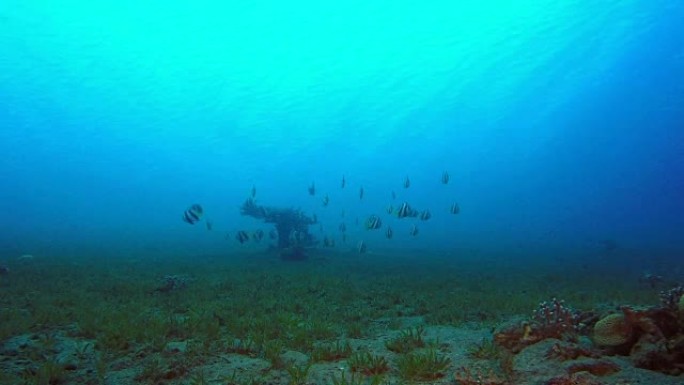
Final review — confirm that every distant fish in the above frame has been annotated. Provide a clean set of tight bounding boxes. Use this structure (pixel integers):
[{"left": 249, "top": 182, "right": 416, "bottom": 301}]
[
  {"left": 639, "top": 272, "right": 664, "bottom": 289},
  {"left": 391, "top": 191, "right": 396, "bottom": 200},
  {"left": 323, "top": 236, "right": 335, "bottom": 247},
  {"left": 357, "top": 241, "right": 367, "bottom": 253},
  {"left": 409, "top": 224, "right": 419, "bottom": 237},
  {"left": 386, "top": 204, "right": 393, "bottom": 214},
  {"left": 403, "top": 176, "right": 411, "bottom": 189},
  {"left": 441, "top": 171, "right": 449, "bottom": 184},
  {"left": 0, "top": 266, "right": 9, "bottom": 275},
  {"left": 450, "top": 203, "right": 460, "bottom": 215},
  {"left": 206, "top": 220, "right": 213, "bottom": 231},
  {"left": 308, "top": 182, "right": 316, "bottom": 196},
  {"left": 338, "top": 223, "right": 347, "bottom": 233},
  {"left": 269, "top": 229, "right": 278, "bottom": 239},
  {"left": 365, "top": 215, "right": 382, "bottom": 230},
  {"left": 251, "top": 185, "right": 257, "bottom": 198},
  {"left": 385, "top": 226, "right": 393, "bottom": 239},
  {"left": 342, "top": 233, "right": 347, "bottom": 243},
  {"left": 419, "top": 210, "right": 432, "bottom": 221},
  {"left": 341, "top": 175, "right": 346, "bottom": 189},
  {"left": 182, "top": 204, "right": 204, "bottom": 224},
  {"left": 322, "top": 194, "right": 330, "bottom": 207},
  {"left": 359, "top": 186, "right": 364, "bottom": 200},
  {"left": 396, "top": 202, "right": 417, "bottom": 219},
  {"left": 253, "top": 229, "right": 264, "bottom": 242},
  {"left": 236, "top": 230, "right": 250, "bottom": 244}
]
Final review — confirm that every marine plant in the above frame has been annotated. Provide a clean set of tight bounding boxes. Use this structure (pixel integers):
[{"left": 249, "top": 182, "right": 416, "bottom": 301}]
[
  {"left": 331, "top": 371, "right": 385, "bottom": 385},
  {"left": 311, "top": 340, "right": 352, "bottom": 362},
  {"left": 347, "top": 351, "right": 390, "bottom": 376},
  {"left": 385, "top": 325, "right": 425, "bottom": 353},
  {"left": 135, "top": 356, "right": 166, "bottom": 384},
  {"left": 395, "top": 349, "right": 451, "bottom": 381},
  {"left": 285, "top": 362, "right": 311, "bottom": 385},
  {"left": 466, "top": 338, "right": 503, "bottom": 360},
  {"left": 262, "top": 339, "right": 285, "bottom": 369},
  {"left": 227, "top": 337, "right": 258, "bottom": 356},
  {"left": 346, "top": 321, "right": 364, "bottom": 338},
  {"left": 29, "top": 360, "right": 67, "bottom": 385},
  {"left": 189, "top": 369, "right": 209, "bottom": 385}
]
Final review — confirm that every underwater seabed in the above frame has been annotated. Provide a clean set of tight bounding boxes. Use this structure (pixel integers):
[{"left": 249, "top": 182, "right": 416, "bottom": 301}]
[{"left": 0, "top": 248, "right": 682, "bottom": 385}]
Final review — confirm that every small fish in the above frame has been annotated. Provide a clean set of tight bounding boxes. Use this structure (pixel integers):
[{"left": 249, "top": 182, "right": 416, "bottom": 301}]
[
  {"left": 386, "top": 204, "right": 393, "bottom": 214},
  {"left": 391, "top": 191, "right": 396, "bottom": 200},
  {"left": 338, "top": 223, "right": 347, "bottom": 233},
  {"left": 323, "top": 236, "right": 336, "bottom": 247},
  {"left": 269, "top": 229, "right": 278, "bottom": 239},
  {"left": 182, "top": 204, "right": 204, "bottom": 224},
  {"left": 403, "top": 176, "right": 410, "bottom": 189},
  {"left": 236, "top": 230, "right": 250, "bottom": 244},
  {"left": 419, "top": 210, "right": 432, "bottom": 221},
  {"left": 206, "top": 220, "right": 213, "bottom": 231},
  {"left": 322, "top": 194, "right": 330, "bottom": 207},
  {"left": 365, "top": 215, "right": 382, "bottom": 230},
  {"left": 253, "top": 229, "right": 264, "bottom": 242},
  {"left": 441, "top": 171, "right": 449, "bottom": 184},
  {"left": 385, "top": 226, "right": 393, "bottom": 239},
  {"left": 341, "top": 175, "right": 346, "bottom": 189},
  {"left": 357, "top": 240, "right": 367, "bottom": 253},
  {"left": 251, "top": 185, "right": 257, "bottom": 198},
  {"left": 450, "top": 203, "right": 460, "bottom": 215},
  {"left": 409, "top": 224, "right": 419, "bottom": 237},
  {"left": 359, "top": 186, "right": 364, "bottom": 200},
  {"left": 308, "top": 182, "right": 316, "bottom": 196},
  {"left": 396, "top": 202, "right": 411, "bottom": 219},
  {"left": 0, "top": 266, "right": 9, "bottom": 275}
]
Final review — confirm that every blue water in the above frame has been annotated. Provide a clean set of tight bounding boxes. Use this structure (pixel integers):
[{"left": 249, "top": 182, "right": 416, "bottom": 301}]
[{"left": 1, "top": 1, "right": 683, "bottom": 262}]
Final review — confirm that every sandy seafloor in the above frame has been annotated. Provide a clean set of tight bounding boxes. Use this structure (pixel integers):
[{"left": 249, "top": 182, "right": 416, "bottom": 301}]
[{"left": 0, "top": 247, "right": 682, "bottom": 385}]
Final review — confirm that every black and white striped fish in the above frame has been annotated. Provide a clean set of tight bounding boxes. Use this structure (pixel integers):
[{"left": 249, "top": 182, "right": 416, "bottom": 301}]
[
  {"left": 182, "top": 204, "right": 204, "bottom": 224},
  {"left": 365, "top": 215, "right": 382, "bottom": 230}
]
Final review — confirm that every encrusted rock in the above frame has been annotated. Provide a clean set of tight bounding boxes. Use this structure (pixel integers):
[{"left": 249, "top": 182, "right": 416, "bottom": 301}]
[{"left": 593, "top": 314, "right": 632, "bottom": 347}]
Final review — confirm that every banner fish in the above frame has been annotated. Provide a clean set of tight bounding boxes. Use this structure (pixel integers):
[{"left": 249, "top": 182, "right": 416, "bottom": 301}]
[
  {"left": 308, "top": 182, "right": 316, "bottom": 196},
  {"left": 450, "top": 203, "right": 460, "bottom": 215},
  {"left": 182, "top": 204, "right": 204, "bottom": 224},
  {"left": 410, "top": 224, "right": 419, "bottom": 237},
  {"left": 441, "top": 171, "right": 449, "bottom": 184},
  {"left": 419, "top": 210, "right": 432, "bottom": 221},
  {"left": 385, "top": 226, "right": 393, "bottom": 239},
  {"left": 236, "top": 230, "right": 249, "bottom": 244},
  {"left": 403, "top": 176, "right": 411, "bottom": 189},
  {"left": 357, "top": 241, "right": 367, "bottom": 253},
  {"left": 365, "top": 215, "right": 382, "bottom": 230}
]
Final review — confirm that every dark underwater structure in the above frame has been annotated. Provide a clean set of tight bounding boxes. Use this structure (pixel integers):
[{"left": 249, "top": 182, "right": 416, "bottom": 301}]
[{"left": 240, "top": 198, "right": 318, "bottom": 261}]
